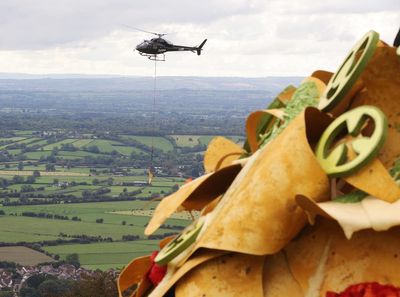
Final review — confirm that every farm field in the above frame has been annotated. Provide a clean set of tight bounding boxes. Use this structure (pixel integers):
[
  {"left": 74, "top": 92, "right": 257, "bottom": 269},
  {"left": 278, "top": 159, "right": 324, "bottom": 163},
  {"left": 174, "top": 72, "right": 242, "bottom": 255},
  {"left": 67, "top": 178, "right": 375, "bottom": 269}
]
[
  {"left": 1, "top": 200, "right": 188, "bottom": 227},
  {"left": 0, "top": 200, "right": 190, "bottom": 269},
  {"left": 170, "top": 135, "right": 244, "bottom": 147},
  {"left": 44, "top": 241, "right": 158, "bottom": 270},
  {"left": 0, "top": 246, "right": 54, "bottom": 266},
  {"left": 121, "top": 135, "right": 174, "bottom": 152},
  {"left": 0, "top": 130, "right": 243, "bottom": 270}
]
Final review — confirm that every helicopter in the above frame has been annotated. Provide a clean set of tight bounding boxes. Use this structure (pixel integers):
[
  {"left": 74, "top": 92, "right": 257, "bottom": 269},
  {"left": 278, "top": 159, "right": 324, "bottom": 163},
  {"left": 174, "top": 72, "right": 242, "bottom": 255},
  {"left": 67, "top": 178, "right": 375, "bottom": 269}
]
[{"left": 134, "top": 28, "right": 207, "bottom": 61}]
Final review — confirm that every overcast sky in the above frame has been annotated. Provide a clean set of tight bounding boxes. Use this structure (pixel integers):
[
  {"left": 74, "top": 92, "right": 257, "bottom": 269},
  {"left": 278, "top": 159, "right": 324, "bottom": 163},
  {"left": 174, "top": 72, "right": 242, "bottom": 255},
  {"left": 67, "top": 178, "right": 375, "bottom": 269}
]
[{"left": 0, "top": 0, "right": 398, "bottom": 77}]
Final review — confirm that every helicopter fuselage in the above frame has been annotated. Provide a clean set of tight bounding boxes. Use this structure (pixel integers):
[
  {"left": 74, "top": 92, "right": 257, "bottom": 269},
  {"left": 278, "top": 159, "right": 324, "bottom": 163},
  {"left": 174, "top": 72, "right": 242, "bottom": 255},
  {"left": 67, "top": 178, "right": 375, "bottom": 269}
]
[{"left": 135, "top": 38, "right": 207, "bottom": 57}]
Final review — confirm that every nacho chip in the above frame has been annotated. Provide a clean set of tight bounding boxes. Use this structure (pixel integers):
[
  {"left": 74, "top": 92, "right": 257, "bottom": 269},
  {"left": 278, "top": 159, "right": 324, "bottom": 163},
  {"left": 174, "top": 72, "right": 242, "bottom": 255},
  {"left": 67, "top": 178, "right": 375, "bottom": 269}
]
[
  {"left": 243, "top": 84, "right": 300, "bottom": 153},
  {"left": 245, "top": 109, "right": 285, "bottom": 153},
  {"left": 284, "top": 219, "right": 400, "bottom": 295},
  {"left": 344, "top": 157, "right": 400, "bottom": 202},
  {"left": 175, "top": 253, "right": 265, "bottom": 297},
  {"left": 351, "top": 45, "right": 400, "bottom": 168},
  {"left": 203, "top": 136, "right": 244, "bottom": 173},
  {"left": 263, "top": 252, "right": 303, "bottom": 297},
  {"left": 259, "top": 79, "right": 325, "bottom": 149},
  {"left": 297, "top": 194, "right": 400, "bottom": 239},
  {"left": 118, "top": 255, "right": 152, "bottom": 297},
  {"left": 145, "top": 164, "right": 242, "bottom": 235},
  {"left": 148, "top": 249, "right": 226, "bottom": 297},
  {"left": 277, "top": 85, "right": 297, "bottom": 104},
  {"left": 311, "top": 70, "right": 333, "bottom": 84},
  {"left": 189, "top": 108, "right": 330, "bottom": 256}
]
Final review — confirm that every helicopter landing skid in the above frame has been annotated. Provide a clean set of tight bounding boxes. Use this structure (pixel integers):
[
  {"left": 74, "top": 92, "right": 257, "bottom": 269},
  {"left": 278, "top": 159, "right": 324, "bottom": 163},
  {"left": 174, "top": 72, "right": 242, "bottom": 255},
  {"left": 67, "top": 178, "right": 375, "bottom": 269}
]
[{"left": 139, "top": 52, "right": 165, "bottom": 61}]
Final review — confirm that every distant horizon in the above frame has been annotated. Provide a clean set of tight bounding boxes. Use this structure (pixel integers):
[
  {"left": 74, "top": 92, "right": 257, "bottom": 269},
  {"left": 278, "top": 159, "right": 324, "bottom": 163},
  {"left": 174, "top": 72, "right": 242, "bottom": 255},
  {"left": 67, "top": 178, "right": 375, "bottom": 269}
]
[{"left": 0, "top": 72, "right": 303, "bottom": 79}]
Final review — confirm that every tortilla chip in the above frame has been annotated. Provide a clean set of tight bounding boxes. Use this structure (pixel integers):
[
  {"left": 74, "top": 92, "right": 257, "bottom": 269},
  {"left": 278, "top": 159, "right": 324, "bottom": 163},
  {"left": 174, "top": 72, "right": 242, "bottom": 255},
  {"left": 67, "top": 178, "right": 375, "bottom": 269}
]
[
  {"left": 301, "top": 76, "right": 326, "bottom": 95},
  {"left": 145, "top": 164, "right": 242, "bottom": 235},
  {"left": 284, "top": 219, "right": 400, "bottom": 295},
  {"left": 175, "top": 253, "right": 265, "bottom": 297},
  {"left": 311, "top": 70, "right": 333, "bottom": 84},
  {"left": 148, "top": 249, "right": 226, "bottom": 297},
  {"left": 344, "top": 157, "right": 400, "bottom": 202},
  {"left": 118, "top": 255, "right": 152, "bottom": 297},
  {"left": 351, "top": 45, "right": 400, "bottom": 168},
  {"left": 203, "top": 137, "right": 244, "bottom": 173},
  {"left": 190, "top": 108, "right": 330, "bottom": 256},
  {"left": 263, "top": 252, "right": 303, "bottom": 297},
  {"left": 245, "top": 109, "right": 285, "bottom": 153},
  {"left": 243, "top": 85, "right": 296, "bottom": 153},
  {"left": 297, "top": 194, "right": 400, "bottom": 239},
  {"left": 277, "top": 85, "right": 297, "bottom": 104}
]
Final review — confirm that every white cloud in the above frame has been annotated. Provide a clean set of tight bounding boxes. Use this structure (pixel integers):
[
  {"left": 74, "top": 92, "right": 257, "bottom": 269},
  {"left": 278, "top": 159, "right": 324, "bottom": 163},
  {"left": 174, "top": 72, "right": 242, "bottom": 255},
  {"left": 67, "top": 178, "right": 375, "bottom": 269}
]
[{"left": 0, "top": 0, "right": 398, "bottom": 76}]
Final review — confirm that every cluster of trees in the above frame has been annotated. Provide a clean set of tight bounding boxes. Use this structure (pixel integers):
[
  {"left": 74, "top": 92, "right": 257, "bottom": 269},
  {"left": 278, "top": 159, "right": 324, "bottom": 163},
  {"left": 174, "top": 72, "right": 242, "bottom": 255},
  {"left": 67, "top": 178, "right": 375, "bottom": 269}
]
[
  {"left": 121, "top": 235, "right": 140, "bottom": 241},
  {"left": 21, "top": 212, "right": 80, "bottom": 221},
  {"left": 148, "top": 232, "right": 179, "bottom": 240},
  {"left": 159, "top": 224, "right": 185, "bottom": 231},
  {"left": 18, "top": 270, "right": 118, "bottom": 297},
  {"left": 58, "top": 234, "right": 113, "bottom": 243},
  {"left": 0, "top": 235, "right": 113, "bottom": 250},
  {"left": 0, "top": 173, "right": 40, "bottom": 189}
]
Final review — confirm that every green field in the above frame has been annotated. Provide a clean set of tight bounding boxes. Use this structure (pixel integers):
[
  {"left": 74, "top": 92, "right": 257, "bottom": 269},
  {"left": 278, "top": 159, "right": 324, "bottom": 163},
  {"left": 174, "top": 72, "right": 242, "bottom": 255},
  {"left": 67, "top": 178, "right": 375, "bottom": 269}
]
[
  {"left": 44, "top": 241, "right": 158, "bottom": 270},
  {"left": 72, "top": 139, "right": 93, "bottom": 148},
  {"left": 121, "top": 135, "right": 173, "bottom": 152},
  {"left": 0, "top": 137, "right": 26, "bottom": 142},
  {"left": 170, "top": 135, "right": 243, "bottom": 147},
  {"left": 23, "top": 151, "right": 53, "bottom": 159},
  {"left": 42, "top": 139, "right": 77, "bottom": 150},
  {"left": 0, "top": 214, "right": 174, "bottom": 242},
  {"left": 14, "top": 137, "right": 41, "bottom": 145},
  {"left": 169, "top": 135, "right": 201, "bottom": 147},
  {"left": 0, "top": 199, "right": 190, "bottom": 270},
  {"left": 112, "top": 145, "right": 144, "bottom": 155},
  {"left": 13, "top": 130, "right": 35, "bottom": 136},
  {"left": 1, "top": 200, "right": 187, "bottom": 227},
  {"left": 0, "top": 131, "right": 213, "bottom": 271}
]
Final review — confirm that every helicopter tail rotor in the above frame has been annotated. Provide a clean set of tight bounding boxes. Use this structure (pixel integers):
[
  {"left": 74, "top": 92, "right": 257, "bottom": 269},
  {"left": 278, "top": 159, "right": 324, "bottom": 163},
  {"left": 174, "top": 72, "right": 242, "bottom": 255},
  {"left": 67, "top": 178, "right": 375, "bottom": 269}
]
[{"left": 196, "top": 39, "right": 207, "bottom": 55}]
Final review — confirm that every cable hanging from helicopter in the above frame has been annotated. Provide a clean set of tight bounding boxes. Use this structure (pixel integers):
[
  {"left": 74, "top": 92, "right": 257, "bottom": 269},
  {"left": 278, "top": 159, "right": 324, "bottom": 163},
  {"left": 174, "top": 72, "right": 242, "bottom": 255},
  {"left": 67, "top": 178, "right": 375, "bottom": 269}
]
[{"left": 130, "top": 27, "right": 207, "bottom": 184}]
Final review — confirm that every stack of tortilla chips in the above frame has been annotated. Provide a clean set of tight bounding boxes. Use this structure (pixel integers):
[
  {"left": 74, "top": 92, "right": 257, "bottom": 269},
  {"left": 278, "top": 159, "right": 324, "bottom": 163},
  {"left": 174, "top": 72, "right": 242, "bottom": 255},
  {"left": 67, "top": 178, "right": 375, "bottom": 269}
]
[{"left": 118, "top": 30, "right": 400, "bottom": 297}]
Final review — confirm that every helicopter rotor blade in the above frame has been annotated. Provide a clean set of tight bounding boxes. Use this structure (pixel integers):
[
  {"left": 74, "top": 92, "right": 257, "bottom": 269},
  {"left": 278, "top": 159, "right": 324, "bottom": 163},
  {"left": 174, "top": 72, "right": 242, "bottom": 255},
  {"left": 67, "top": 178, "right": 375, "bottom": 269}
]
[{"left": 120, "top": 24, "right": 167, "bottom": 37}]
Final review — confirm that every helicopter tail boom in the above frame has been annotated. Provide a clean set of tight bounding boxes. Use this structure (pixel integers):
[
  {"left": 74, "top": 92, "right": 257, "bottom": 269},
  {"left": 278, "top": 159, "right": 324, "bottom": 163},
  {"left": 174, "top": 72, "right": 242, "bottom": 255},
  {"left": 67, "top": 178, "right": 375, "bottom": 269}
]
[{"left": 196, "top": 39, "right": 207, "bottom": 55}]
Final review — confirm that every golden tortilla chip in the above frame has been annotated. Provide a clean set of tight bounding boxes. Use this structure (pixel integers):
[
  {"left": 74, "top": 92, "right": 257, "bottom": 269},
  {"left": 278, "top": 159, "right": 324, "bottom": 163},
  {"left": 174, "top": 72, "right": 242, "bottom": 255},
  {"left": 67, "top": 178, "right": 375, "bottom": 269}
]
[
  {"left": 243, "top": 84, "right": 299, "bottom": 154},
  {"left": 148, "top": 249, "right": 226, "bottom": 297},
  {"left": 277, "top": 85, "right": 297, "bottom": 104},
  {"left": 302, "top": 76, "right": 326, "bottom": 95},
  {"left": 203, "top": 136, "right": 244, "bottom": 173},
  {"left": 284, "top": 219, "right": 400, "bottom": 295},
  {"left": 246, "top": 76, "right": 326, "bottom": 154},
  {"left": 145, "top": 164, "right": 242, "bottom": 235},
  {"left": 263, "top": 252, "right": 303, "bottom": 297},
  {"left": 297, "top": 193, "right": 400, "bottom": 239},
  {"left": 175, "top": 253, "right": 265, "bottom": 297},
  {"left": 344, "top": 157, "right": 400, "bottom": 202},
  {"left": 118, "top": 236, "right": 177, "bottom": 297},
  {"left": 118, "top": 255, "right": 152, "bottom": 297},
  {"left": 311, "top": 70, "right": 333, "bottom": 84},
  {"left": 245, "top": 109, "right": 285, "bottom": 153},
  {"left": 351, "top": 45, "right": 400, "bottom": 168},
  {"left": 190, "top": 108, "right": 330, "bottom": 256}
]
